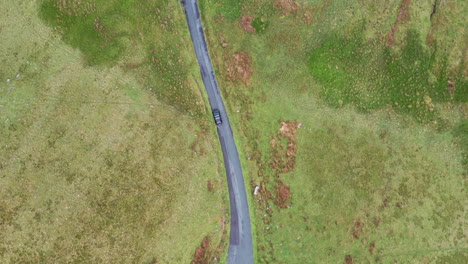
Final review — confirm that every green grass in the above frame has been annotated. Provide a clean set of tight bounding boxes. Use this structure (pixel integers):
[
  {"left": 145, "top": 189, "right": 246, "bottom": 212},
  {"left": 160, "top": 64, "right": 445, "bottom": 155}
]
[
  {"left": 308, "top": 27, "right": 466, "bottom": 123},
  {"left": 201, "top": 0, "right": 467, "bottom": 263},
  {"left": 200, "top": 0, "right": 245, "bottom": 21},
  {"left": 39, "top": 0, "right": 204, "bottom": 114},
  {"left": 0, "top": 0, "right": 228, "bottom": 263}
]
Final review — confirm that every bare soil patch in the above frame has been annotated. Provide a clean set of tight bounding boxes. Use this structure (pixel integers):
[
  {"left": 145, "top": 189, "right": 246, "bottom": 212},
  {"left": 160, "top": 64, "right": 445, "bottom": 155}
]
[
  {"left": 240, "top": 15, "right": 256, "bottom": 33},
  {"left": 226, "top": 51, "right": 253, "bottom": 86},
  {"left": 207, "top": 180, "right": 214, "bottom": 192},
  {"left": 273, "top": 0, "right": 299, "bottom": 16},
  {"left": 368, "top": 241, "right": 376, "bottom": 255},
  {"left": 352, "top": 218, "right": 364, "bottom": 239},
  {"left": 191, "top": 236, "right": 210, "bottom": 264},
  {"left": 345, "top": 255, "right": 354, "bottom": 264},
  {"left": 265, "top": 121, "right": 301, "bottom": 210},
  {"left": 387, "top": 0, "right": 411, "bottom": 46},
  {"left": 274, "top": 181, "right": 291, "bottom": 208},
  {"left": 270, "top": 121, "right": 299, "bottom": 173}
]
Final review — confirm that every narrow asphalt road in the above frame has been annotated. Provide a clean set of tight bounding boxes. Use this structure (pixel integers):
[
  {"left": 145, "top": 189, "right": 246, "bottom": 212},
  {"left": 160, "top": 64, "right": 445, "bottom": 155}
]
[{"left": 181, "top": 0, "right": 254, "bottom": 263}]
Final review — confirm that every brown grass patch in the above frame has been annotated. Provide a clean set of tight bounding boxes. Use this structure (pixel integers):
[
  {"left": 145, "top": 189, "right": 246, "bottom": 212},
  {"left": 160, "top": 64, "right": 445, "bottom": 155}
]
[
  {"left": 345, "top": 255, "right": 354, "bottom": 264},
  {"left": 191, "top": 236, "right": 210, "bottom": 264},
  {"left": 207, "top": 180, "right": 214, "bottom": 192},
  {"left": 270, "top": 121, "right": 299, "bottom": 173},
  {"left": 387, "top": 0, "right": 411, "bottom": 46},
  {"left": 273, "top": 0, "right": 299, "bottom": 16},
  {"left": 352, "top": 218, "right": 365, "bottom": 239},
  {"left": 373, "top": 217, "right": 380, "bottom": 227},
  {"left": 274, "top": 181, "right": 291, "bottom": 208},
  {"left": 240, "top": 15, "right": 256, "bottom": 33},
  {"left": 368, "top": 241, "right": 376, "bottom": 255},
  {"left": 226, "top": 51, "right": 253, "bottom": 86}
]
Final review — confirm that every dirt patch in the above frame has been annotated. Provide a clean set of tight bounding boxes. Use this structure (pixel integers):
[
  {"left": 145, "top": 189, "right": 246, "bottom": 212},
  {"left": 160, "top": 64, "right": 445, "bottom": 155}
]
[
  {"left": 191, "top": 236, "right": 210, "bottom": 264},
  {"left": 447, "top": 79, "right": 456, "bottom": 92},
  {"left": 226, "top": 51, "right": 253, "bottom": 86},
  {"left": 270, "top": 121, "right": 300, "bottom": 173},
  {"left": 207, "top": 180, "right": 214, "bottom": 192},
  {"left": 368, "top": 241, "right": 376, "bottom": 255},
  {"left": 352, "top": 218, "right": 364, "bottom": 239},
  {"left": 302, "top": 10, "right": 314, "bottom": 24},
  {"left": 373, "top": 217, "right": 380, "bottom": 227},
  {"left": 240, "top": 15, "right": 256, "bottom": 33},
  {"left": 280, "top": 121, "right": 299, "bottom": 140},
  {"left": 265, "top": 121, "right": 300, "bottom": 210},
  {"left": 387, "top": 0, "right": 411, "bottom": 46},
  {"left": 220, "top": 37, "right": 228, "bottom": 48},
  {"left": 303, "top": 0, "right": 331, "bottom": 25},
  {"left": 274, "top": 181, "right": 291, "bottom": 208},
  {"left": 345, "top": 255, "right": 354, "bottom": 264},
  {"left": 274, "top": 0, "right": 300, "bottom": 16}
]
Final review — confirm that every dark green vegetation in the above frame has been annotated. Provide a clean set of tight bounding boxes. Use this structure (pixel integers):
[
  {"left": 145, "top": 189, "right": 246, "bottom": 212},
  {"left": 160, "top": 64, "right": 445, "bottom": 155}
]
[
  {"left": 308, "top": 28, "right": 466, "bottom": 122},
  {"left": 200, "top": 0, "right": 467, "bottom": 263},
  {"left": 1, "top": 0, "right": 227, "bottom": 263}
]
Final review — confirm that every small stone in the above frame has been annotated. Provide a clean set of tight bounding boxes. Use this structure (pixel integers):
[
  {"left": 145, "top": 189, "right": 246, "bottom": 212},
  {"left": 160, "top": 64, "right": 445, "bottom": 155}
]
[
  {"left": 16, "top": 74, "right": 20, "bottom": 78},
  {"left": 6, "top": 79, "right": 11, "bottom": 82}
]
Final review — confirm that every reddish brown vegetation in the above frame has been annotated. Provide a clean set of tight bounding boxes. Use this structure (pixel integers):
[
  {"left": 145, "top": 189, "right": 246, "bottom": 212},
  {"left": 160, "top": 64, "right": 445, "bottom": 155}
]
[
  {"left": 447, "top": 79, "right": 456, "bottom": 92},
  {"left": 387, "top": 0, "right": 411, "bottom": 46},
  {"left": 352, "top": 219, "right": 365, "bottom": 239},
  {"left": 274, "top": 0, "right": 300, "bottom": 16},
  {"left": 219, "top": 36, "right": 228, "bottom": 48},
  {"left": 274, "top": 181, "right": 291, "bottom": 208},
  {"left": 192, "top": 236, "right": 210, "bottom": 264},
  {"left": 301, "top": 0, "right": 331, "bottom": 25},
  {"left": 207, "top": 180, "right": 214, "bottom": 192},
  {"left": 240, "top": 15, "right": 256, "bottom": 33},
  {"left": 345, "top": 255, "right": 354, "bottom": 264},
  {"left": 373, "top": 217, "right": 380, "bottom": 227},
  {"left": 265, "top": 121, "right": 301, "bottom": 210},
  {"left": 302, "top": 10, "right": 313, "bottom": 24},
  {"left": 226, "top": 52, "right": 253, "bottom": 86},
  {"left": 379, "top": 197, "right": 390, "bottom": 209},
  {"left": 270, "top": 121, "right": 299, "bottom": 173},
  {"left": 368, "top": 241, "right": 377, "bottom": 255}
]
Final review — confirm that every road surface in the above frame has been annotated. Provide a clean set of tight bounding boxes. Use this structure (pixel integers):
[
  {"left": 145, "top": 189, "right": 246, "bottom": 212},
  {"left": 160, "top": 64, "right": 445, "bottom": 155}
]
[{"left": 181, "top": 0, "right": 254, "bottom": 263}]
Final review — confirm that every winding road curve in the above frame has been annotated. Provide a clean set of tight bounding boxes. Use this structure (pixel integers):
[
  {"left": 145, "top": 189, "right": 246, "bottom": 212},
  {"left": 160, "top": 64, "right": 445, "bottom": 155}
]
[{"left": 181, "top": 0, "right": 254, "bottom": 263}]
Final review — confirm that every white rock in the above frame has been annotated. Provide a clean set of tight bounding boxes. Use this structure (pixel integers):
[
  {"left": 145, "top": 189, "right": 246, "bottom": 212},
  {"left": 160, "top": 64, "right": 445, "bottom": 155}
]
[
  {"left": 16, "top": 74, "right": 20, "bottom": 78},
  {"left": 6, "top": 79, "right": 11, "bottom": 82},
  {"left": 253, "top": 185, "right": 260, "bottom": 195}
]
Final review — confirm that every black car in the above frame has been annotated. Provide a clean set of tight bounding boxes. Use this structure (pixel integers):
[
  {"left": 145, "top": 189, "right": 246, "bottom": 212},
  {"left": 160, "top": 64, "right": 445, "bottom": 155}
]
[{"left": 212, "top": 109, "right": 222, "bottom": 125}]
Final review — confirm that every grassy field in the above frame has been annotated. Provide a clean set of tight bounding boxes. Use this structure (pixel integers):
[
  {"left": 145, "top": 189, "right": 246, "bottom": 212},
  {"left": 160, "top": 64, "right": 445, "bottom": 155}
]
[
  {"left": 200, "top": 0, "right": 467, "bottom": 263},
  {"left": 0, "top": 0, "right": 228, "bottom": 263}
]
